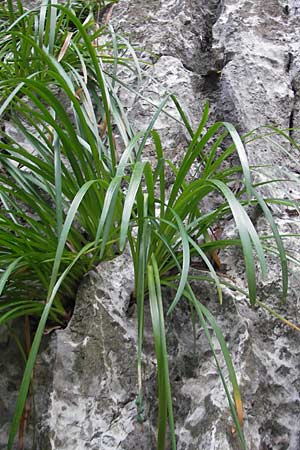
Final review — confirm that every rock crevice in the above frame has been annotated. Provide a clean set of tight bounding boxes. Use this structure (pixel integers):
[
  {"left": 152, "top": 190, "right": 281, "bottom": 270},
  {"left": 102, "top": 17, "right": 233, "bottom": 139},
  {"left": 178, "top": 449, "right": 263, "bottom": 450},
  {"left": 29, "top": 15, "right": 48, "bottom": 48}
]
[{"left": 1, "top": 1, "right": 300, "bottom": 449}]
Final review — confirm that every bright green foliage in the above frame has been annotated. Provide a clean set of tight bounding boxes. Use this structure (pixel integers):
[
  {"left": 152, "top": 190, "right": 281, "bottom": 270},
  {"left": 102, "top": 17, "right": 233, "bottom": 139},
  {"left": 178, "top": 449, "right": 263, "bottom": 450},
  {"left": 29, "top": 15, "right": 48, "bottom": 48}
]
[
  {"left": 0, "top": 2, "right": 138, "bottom": 326},
  {"left": 0, "top": 1, "right": 293, "bottom": 450},
  {"left": 0, "top": 0, "right": 131, "bottom": 85}
]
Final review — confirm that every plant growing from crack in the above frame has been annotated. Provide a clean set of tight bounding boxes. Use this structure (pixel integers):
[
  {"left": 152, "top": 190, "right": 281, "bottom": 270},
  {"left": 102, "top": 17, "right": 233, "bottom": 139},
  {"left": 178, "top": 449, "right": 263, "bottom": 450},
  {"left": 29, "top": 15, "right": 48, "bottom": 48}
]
[{"left": 0, "top": 1, "right": 299, "bottom": 449}]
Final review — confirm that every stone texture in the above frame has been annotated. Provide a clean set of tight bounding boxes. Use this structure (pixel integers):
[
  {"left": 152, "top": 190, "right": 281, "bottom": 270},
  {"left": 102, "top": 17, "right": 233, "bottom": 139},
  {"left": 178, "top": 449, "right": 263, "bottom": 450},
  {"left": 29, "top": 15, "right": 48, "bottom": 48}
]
[
  {"left": 118, "top": 54, "right": 203, "bottom": 184},
  {"left": 34, "top": 253, "right": 157, "bottom": 450},
  {"left": 0, "top": 320, "right": 51, "bottom": 450},
  {"left": 34, "top": 257, "right": 300, "bottom": 450},
  {"left": 212, "top": 0, "right": 296, "bottom": 170},
  {"left": 175, "top": 286, "right": 300, "bottom": 450},
  {"left": 114, "top": 0, "right": 221, "bottom": 75},
  {"left": 2, "top": 0, "right": 300, "bottom": 450}
]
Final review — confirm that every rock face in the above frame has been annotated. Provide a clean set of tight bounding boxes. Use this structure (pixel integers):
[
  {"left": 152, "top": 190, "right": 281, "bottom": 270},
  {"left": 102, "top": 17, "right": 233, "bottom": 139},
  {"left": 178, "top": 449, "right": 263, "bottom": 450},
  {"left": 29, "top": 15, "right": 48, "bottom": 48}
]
[
  {"left": 0, "top": 323, "right": 32, "bottom": 450},
  {"left": 35, "top": 253, "right": 151, "bottom": 450},
  {"left": 33, "top": 267, "right": 300, "bottom": 450},
  {"left": 2, "top": 1, "right": 300, "bottom": 450}
]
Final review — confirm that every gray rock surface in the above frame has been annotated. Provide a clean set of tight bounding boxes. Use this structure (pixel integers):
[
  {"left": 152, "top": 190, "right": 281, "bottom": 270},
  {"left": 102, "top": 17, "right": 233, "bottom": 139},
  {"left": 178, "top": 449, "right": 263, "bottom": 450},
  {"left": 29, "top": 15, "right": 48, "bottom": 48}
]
[
  {"left": 34, "top": 253, "right": 156, "bottom": 450},
  {"left": 2, "top": 0, "right": 300, "bottom": 450},
  {"left": 33, "top": 257, "right": 300, "bottom": 450},
  {"left": 0, "top": 323, "right": 32, "bottom": 450}
]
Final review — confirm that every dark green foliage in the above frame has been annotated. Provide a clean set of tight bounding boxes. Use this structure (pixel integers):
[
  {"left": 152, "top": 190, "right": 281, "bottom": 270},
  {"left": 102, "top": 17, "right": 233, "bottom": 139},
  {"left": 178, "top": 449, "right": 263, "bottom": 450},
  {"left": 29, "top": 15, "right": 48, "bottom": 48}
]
[{"left": 0, "top": 2, "right": 294, "bottom": 450}]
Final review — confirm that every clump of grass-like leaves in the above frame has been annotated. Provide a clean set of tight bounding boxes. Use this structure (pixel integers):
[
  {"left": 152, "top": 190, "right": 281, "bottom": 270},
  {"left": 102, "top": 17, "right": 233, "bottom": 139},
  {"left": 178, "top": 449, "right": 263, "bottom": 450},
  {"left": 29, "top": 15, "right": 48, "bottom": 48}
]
[
  {"left": 0, "top": 0, "right": 131, "bottom": 89},
  {"left": 0, "top": 2, "right": 293, "bottom": 450}
]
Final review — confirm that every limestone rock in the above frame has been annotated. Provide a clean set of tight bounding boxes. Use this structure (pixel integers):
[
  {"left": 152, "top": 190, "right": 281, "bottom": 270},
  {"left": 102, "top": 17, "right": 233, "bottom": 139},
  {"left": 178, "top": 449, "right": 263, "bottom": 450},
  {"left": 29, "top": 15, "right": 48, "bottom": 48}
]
[
  {"left": 175, "top": 286, "right": 300, "bottom": 450},
  {"left": 0, "top": 323, "right": 30, "bottom": 450},
  {"left": 2, "top": 0, "right": 300, "bottom": 449},
  {"left": 34, "top": 260, "right": 300, "bottom": 450},
  {"left": 212, "top": 0, "right": 296, "bottom": 170},
  {"left": 34, "top": 253, "right": 156, "bottom": 450},
  {"left": 114, "top": 0, "right": 221, "bottom": 75}
]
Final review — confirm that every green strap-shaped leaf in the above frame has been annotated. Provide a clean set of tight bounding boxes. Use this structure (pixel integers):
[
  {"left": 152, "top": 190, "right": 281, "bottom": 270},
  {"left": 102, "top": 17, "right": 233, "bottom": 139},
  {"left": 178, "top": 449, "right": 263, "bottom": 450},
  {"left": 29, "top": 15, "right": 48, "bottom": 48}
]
[
  {"left": 223, "top": 122, "right": 252, "bottom": 196},
  {"left": 209, "top": 179, "right": 267, "bottom": 305},
  {"left": 0, "top": 257, "right": 23, "bottom": 297},
  {"left": 165, "top": 208, "right": 190, "bottom": 315},
  {"left": 185, "top": 286, "right": 246, "bottom": 449},
  {"left": 251, "top": 187, "right": 288, "bottom": 303},
  {"left": 120, "top": 161, "right": 145, "bottom": 251},
  {"left": 8, "top": 179, "right": 99, "bottom": 448},
  {"left": 148, "top": 254, "right": 176, "bottom": 450}
]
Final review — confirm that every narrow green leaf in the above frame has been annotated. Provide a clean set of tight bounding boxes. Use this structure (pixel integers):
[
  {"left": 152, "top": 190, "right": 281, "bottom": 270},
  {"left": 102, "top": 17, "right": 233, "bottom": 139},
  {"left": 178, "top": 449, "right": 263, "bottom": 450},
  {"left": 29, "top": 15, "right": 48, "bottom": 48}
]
[
  {"left": 251, "top": 187, "right": 288, "bottom": 303},
  {"left": 166, "top": 209, "right": 190, "bottom": 315},
  {"left": 209, "top": 179, "right": 266, "bottom": 305},
  {"left": 186, "top": 286, "right": 246, "bottom": 449},
  {"left": 48, "top": 0, "right": 58, "bottom": 53},
  {"left": 188, "top": 236, "right": 223, "bottom": 304},
  {"left": 171, "top": 94, "right": 194, "bottom": 137},
  {"left": 8, "top": 238, "right": 97, "bottom": 449},
  {"left": 0, "top": 257, "right": 23, "bottom": 297},
  {"left": 120, "top": 161, "right": 145, "bottom": 251},
  {"left": 148, "top": 263, "right": 168, "bottom": 450},
  {"left": 148, "top": 254, "right": 177, "bottom": 450},
  {"left": 49, "top": 180, "right": 98, "bottom": 295},
  {"left": 223, "top": 122, "right": 252, "bottom": 195},
  {"left": 39, "top": 0, "right": 49, "bottom": 48}
]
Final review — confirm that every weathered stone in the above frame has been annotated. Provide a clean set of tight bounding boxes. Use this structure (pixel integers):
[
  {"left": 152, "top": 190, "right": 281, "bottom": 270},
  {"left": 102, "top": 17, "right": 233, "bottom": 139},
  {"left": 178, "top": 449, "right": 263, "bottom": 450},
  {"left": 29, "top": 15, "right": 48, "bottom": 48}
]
[
  {"left": 2, "top": 0, "right": 300, "bottom": 449},
  {"left": 0, "top": 320, "right": 47, "bottom": 450},
  {"left": 114, "top": 0, "right": 221, "bottom": 76},
  {"left": 212, "top": 0, "right": 297, "bottom": 173},
  {"left": 34, "top": 258, "right": 300, "bottom": 450},
  {"left": 34, "top": 253, "right": 157, "bottom": 450},
  {"left": 175, "top": 286, "right": 300, "bottom": 450},
  {"left": 118, "top": 54, "right": 203, "bottom": 177},
  {"left": 96, "top": 1, "right": 300, "bottom": 449}
]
